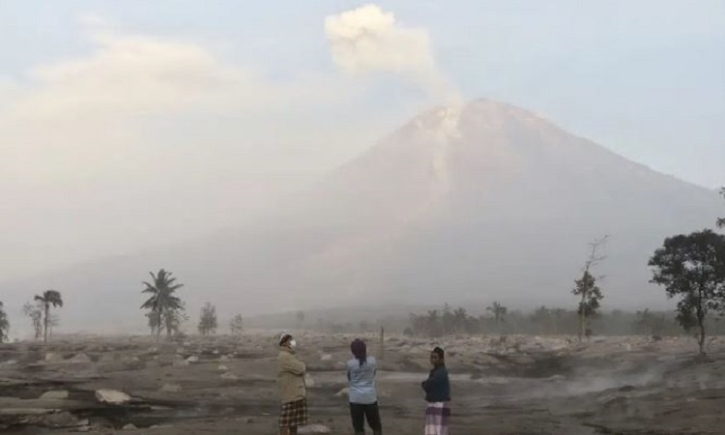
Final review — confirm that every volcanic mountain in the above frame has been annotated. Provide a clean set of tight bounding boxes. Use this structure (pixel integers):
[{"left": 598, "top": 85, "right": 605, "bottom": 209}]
[{"left": 3, "top": 99, "right": 721, "bottom": 332}]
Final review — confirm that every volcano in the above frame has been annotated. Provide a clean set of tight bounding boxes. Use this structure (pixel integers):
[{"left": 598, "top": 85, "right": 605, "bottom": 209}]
[{"left": 3, "top": 99, "right": 721, "bottom": 331}]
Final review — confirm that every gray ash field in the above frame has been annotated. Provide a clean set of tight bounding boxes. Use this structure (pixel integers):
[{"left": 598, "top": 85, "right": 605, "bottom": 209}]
[{"left": 1, "top": 333, "right": 724, "bottom": 435}]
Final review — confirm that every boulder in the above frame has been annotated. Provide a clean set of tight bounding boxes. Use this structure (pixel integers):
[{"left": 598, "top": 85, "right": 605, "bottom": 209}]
[
  {"left": 40, "top": 390, "right": 69, "bottom": 400},
  {"left": 95, "top": 389, "right": 131, "bottom": 405},
  {"left": 45, "top": 353, "right": 64, "bottom": 362},
  {"left": 69, "top": 353, "right": 92, "bottom": 364}
]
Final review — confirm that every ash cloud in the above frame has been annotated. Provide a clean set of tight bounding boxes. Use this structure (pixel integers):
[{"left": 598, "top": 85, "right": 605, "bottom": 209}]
[{"left": 324, "top": 4, "right": 460, "bottom": 104}]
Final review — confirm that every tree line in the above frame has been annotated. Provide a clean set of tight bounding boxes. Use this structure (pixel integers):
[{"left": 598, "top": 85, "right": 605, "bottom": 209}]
[
  {"left": 407, "top": 190, "right": 725, "bottom": 357},
  {"left": 0, "top": 269, "right": 244, "bottom": 343},
  {"left": 0, "top": 188, "right": 723, "bottom": 349},
  {"left": 404, "top": 304, "right": 725, "bottom": 338}
]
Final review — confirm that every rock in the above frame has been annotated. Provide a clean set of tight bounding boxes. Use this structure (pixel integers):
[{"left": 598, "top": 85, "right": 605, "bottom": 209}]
[
  {"left": 304, "top": 374, "right": 315, "bottom": 388},
  {"left": 186, "top": 355, "right": 199, "bottom": 364},
  {"left": 70, "top": 353, "right": 92, "bottom": 363},
  {"left": 218, "top": 364, "right": 229, "bottom": 372},
  {"left": 45, "top": 353, "right": 63, "bottom": 362},
  {"left": 123, "top": 423, "right": 137, "bottom": 430},
  {"left": 299, "top": 424, "right": 332, "bottom": 434},
  {"left": 39, "top": 411, "right": 80, "bottom": 427},
  {"left": 220, "top": 355, "right": 231, "bottom": 362},
  {"left": 320, "top": 354, "right": 333, "bottom": 362},
  {"left": 40, "top": 390, "right": 69, "bottom": 400},
  {"left": 221, "top": 372, "right": 239, "bottom": 380},
  {"left": 95, "top": 389, "right": 131, "bottom": 405},
  {"left": 160, "top": 383, "right": 182, "bottom": 393},
  {"left": 172, "top": 360, "right": 190, "bottom": 367},
  {"left": 335, "top": 387, "right": 349, "bottom": 397}
]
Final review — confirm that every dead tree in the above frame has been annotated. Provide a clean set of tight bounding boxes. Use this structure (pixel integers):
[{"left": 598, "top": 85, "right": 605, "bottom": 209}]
[{"left": 572, "top": 235, "right": 609, "bottom": 342}]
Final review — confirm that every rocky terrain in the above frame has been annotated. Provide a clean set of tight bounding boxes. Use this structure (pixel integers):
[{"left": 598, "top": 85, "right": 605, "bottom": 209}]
[{"left": 1, "top": 332, "right": 723, "bottom": 434}]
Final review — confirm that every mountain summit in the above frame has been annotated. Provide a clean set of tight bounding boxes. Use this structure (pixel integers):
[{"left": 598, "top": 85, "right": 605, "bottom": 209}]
[{"left": 3, "top": 99, "right": 720, "bottom": 332}]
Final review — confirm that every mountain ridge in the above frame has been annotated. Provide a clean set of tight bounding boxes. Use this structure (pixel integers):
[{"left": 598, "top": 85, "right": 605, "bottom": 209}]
[{"left": 2, "top": 99, "right": 720, "bottom": 335}]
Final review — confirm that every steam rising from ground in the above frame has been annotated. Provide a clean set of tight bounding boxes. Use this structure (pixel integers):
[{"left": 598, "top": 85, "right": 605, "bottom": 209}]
[{"left": 325, "top": 4, "right": 460, "bottom": 104}]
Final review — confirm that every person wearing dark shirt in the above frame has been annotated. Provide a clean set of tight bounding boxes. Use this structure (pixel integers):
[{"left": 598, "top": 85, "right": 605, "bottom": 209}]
[{"left": 421, "top": 347, "right": 450, "bottom": 435}]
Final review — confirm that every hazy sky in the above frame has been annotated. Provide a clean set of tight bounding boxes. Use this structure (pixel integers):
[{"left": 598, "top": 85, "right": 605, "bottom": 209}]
[{"left": 0, "top": 0, "right": 723, "bottom": 280}]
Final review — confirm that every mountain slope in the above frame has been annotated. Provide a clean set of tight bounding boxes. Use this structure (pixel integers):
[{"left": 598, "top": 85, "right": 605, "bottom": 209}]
[{"left": 3, "top": 99, "right": 720, "bottom": 333}]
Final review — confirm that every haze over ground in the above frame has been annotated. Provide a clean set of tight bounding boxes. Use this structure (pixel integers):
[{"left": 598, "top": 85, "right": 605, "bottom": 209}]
[{"left": 0, "top": 1, "right": 723, "bottom": 335}]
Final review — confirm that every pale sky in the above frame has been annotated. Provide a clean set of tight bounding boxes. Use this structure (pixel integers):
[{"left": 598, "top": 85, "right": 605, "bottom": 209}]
[{"left": 0, "top": 0, "right": 723, "bottom": 280}]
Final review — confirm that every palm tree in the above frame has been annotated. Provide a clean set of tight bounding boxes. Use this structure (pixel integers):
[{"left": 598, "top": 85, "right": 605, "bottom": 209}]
[
  {"left": 487, "top": 302, "right": 507, "bottom": 333},
  {"left": 141, "top": 269, "right": 184, "bottom": 339},
  {"left": 34, "top": 290, "right": 63, "bottom": 343}
]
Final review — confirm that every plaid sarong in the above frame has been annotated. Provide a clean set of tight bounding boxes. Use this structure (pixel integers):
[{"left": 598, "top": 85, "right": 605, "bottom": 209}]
[
  {"left": 425, "top": 402, "right": 450, "bottom": 435},
  {"left": 279, "top": 398, "right": 309, "bottom": 428}
]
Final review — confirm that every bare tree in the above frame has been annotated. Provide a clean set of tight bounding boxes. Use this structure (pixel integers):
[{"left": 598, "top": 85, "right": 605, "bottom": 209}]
[
  {"left": 198, "top": 302, "right": 218, "bottom": 337},
  {"left": 229, "top": 314, "right": 244, "bottom": 336},
  {"left": 572, "top": 236, "right": 608, "bottom": 341},
  {"left": 23, "top": 302, "right": 43, "bottom": 341}
]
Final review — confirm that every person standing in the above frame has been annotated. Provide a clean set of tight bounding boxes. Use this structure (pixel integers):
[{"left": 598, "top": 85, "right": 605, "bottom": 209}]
[
  {"left": 278, "top": 333, "right": 308, "bottom": 435},
  {"left": 421, "top": 347, "right": 450, "bottom": 435},
  {"left": 347, "top": 338, "right": 383, "bottom": 435}
]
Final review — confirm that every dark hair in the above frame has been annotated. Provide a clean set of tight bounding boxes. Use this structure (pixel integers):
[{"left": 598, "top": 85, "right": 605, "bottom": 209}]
[
  {"left": 279, "top": 334, "right": 293, "bottom": 347},
  {"left": 432, "top": 347, "right": 445, "bottom": 359},
  {"left": 351, "top": 339, "right": 367, "bottom": 367}
]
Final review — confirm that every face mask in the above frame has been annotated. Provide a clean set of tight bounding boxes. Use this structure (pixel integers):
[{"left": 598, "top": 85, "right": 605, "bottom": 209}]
[{"left": 289, "top": 339, "right": 297, "bottom": 348}]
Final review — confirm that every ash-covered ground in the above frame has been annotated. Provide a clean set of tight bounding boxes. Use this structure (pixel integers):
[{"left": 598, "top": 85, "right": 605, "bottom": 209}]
[{"left": 1, "top": 333, "right": 723, "bottom": 434}]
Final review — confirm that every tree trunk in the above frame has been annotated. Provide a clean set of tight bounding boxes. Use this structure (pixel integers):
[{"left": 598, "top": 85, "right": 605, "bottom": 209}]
[
  {"left": 697, "top": 287, "right": 707, "bottom": 356},
  {"left": 156, "top": 311, "right": 162, "bottom": 341},
  {"left": 697, "top": 310, "right": 706, "bottom": 356},
  {"left": 43, "top": 304, "right": 49, "bottom": 344},
  {"left": 578, "top": 294, "right": 586, "bottom": 342}
]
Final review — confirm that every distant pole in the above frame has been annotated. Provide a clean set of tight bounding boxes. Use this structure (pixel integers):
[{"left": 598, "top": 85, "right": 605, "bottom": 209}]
[{"left": 379, "top": 326, "right": 385, "bottom": 361}]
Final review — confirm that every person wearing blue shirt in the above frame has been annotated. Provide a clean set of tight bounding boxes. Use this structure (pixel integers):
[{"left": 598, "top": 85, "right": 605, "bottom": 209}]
[{"left": 347, "top": 339, "right": 383, "bottom": 435}]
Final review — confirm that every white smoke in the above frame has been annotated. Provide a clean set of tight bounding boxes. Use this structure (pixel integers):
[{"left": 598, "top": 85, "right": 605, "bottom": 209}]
[{"left": 324, "top": 4, "right": 459, "bottom": 104}]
